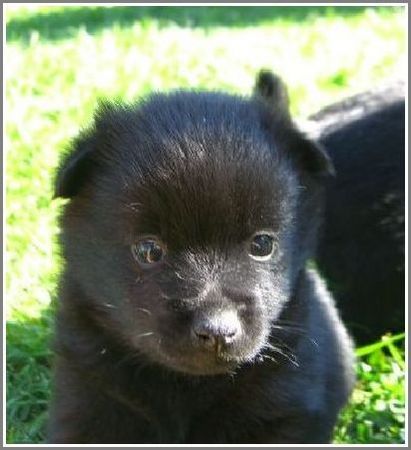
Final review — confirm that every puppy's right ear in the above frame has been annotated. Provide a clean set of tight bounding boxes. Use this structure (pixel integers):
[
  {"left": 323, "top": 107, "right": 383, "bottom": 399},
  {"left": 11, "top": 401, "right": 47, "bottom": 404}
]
[
  {"left": 253, "top": 69, "right": 291, "bottom": 122},
  {"left": 254, "top": 70, "right": 334, "bottom": 179},
  {"left": 54, "top": 131, "right": 96, "bottom": 199}
]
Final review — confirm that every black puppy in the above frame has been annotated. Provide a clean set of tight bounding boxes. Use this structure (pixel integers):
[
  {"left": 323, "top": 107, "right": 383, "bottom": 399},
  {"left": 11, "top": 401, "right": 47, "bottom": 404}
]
[
  {"left": 309, "top": 83, "right": 405, "bottom": 344},
  {"left": 48, "top": 71, "right": 354, "bottom": 444}
]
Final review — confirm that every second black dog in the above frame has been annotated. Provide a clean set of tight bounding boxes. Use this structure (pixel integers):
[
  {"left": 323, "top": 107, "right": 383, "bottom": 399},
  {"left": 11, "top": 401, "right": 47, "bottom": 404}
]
[{"left": 310, "top": 83, "right": 405, "bottom": 344}]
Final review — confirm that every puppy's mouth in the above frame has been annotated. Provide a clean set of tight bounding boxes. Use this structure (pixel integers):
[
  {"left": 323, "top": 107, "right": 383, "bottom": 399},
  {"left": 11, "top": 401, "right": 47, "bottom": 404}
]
[
  {"left": 154, "top": 335, "right": 264, "bottom": 376},
  {"left": 159, "top": 349, "right": 246, "bottom": 376}
]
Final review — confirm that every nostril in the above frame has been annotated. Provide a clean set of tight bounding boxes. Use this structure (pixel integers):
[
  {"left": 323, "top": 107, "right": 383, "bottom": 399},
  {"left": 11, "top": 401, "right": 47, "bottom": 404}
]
[
  {"left": 224, "top": 329, "right": 237, "bottom": 341},
  {"left": 192, "top": 328, "right": 216, "bottom": 348},
  {"left": 196, "top": 331, "right": 212, "bottom": 342},
  {"left": 226, "top": 328, "right": 238, "bottom": 337}
]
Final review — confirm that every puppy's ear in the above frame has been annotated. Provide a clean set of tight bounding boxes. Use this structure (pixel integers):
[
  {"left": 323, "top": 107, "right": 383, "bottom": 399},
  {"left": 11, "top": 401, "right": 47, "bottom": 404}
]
[
  {"left": 253, "top": 70, "right": 291, "bottom": 121},
  {"left": 254, "top": 69, "right": 334, "bottom": 178},
  {"left": 288, "top": 133, "right": 335, "bottom": 178},
  {"left": 54, "top": 131, "right": 96, "bottom": 199}
]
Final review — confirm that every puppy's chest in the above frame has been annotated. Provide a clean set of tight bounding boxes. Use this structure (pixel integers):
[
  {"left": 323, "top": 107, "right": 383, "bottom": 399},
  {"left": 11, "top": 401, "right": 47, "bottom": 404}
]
[
  {"left": 128, "top": 371, "right": 289, "bottom": 443},
  {"left": 136, "top": 380, "right": 224, "bottom": 442}
]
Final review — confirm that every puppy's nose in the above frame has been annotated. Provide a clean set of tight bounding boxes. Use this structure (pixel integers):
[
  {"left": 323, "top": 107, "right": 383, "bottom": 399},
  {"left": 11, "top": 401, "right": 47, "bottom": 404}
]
[{"left": 192, "top": 310, "right": 241, "bottom": 348}]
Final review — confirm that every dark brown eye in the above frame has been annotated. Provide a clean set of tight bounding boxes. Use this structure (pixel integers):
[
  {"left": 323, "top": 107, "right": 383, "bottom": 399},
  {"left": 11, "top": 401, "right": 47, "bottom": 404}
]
[
  {"left": 249, "top": 233, "right": 275, "bottom": 261},
  {"left": 132, "top": 239, "right": 166, "bottom": 266}
]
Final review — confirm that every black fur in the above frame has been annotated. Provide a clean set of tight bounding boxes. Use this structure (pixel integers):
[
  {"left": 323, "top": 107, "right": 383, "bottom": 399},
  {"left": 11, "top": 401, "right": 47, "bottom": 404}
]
[
  {"left": 311, "top": 83, "right": 405, "bottom": 344},
  {"left": 48, "top": 71, "right": 354, "bottom": 444}
]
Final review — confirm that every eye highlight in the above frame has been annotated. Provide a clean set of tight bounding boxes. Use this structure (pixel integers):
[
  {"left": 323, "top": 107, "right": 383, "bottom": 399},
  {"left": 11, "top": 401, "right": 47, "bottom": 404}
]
[
  {"left": 249, "top": 233, "right": 275, "bottom": 261},
  {"left": 132, "top": 238, "right": 166, "bottom": 266}
]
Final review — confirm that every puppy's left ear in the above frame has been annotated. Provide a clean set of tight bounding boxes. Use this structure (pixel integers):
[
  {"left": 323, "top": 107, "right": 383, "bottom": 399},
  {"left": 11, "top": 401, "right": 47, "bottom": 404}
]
[{"left": 254, "top": 69, "right": 334, "bottom": 178}]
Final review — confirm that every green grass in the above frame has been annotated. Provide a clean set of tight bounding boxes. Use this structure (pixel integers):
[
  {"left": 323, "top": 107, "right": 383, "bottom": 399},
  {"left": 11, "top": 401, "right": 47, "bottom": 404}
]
[
  {"left": 5, "top": 4, "right": 406, "bottom": 444},
  {"left": 334, "top": 334, "right": 406, "bottom": 444}
]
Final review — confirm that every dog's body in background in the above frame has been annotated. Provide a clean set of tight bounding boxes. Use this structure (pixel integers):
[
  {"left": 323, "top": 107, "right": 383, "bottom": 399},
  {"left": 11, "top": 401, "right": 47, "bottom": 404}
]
[
  {"left": 310, "top": 83, "right": 405, "bottom": 344},
  {"left": 48, "top": 72, "right": 354, "bottom": 444}
]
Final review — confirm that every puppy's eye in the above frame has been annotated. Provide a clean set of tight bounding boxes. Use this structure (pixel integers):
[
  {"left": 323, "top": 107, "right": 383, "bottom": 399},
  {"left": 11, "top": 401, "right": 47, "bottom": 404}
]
[
  {"left": 249, "top": 234, "right": 275, "bottom": 261},
  {"left": 132, "top": 239, "right": 166, "bottom": 266}
]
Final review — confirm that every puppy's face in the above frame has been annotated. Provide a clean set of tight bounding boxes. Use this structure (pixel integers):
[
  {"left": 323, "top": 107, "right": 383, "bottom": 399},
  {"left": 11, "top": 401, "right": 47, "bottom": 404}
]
[
  {"left": 120, "top": 149, "right": 298, "bottom": 376},
  {"left": 57, "top": 74, "right": 332, "bottom": 375}
]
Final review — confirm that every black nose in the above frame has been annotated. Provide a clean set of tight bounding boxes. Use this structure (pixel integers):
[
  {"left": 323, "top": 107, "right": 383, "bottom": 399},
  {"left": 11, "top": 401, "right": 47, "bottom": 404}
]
[{"left": 192, "top": 310, "right": 241, "bottom": 348}]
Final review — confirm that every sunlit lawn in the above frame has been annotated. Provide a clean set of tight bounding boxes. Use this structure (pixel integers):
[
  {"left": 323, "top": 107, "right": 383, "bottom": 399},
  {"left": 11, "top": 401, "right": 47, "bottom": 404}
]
[{"left": 5, "top": 4, "right": 406, "bottom": 444}]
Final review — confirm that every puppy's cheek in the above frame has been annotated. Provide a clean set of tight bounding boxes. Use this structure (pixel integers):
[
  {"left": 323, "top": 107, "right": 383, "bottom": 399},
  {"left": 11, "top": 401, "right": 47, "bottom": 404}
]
[
  {"left": 117, "top": 285, "right": 165, "bottom": 351},
  {"left": 258, "top": 273, "right": 292, "bottom": 315},
  {"left": 238, "top": 306, "right": 268, "bottom": 349}
]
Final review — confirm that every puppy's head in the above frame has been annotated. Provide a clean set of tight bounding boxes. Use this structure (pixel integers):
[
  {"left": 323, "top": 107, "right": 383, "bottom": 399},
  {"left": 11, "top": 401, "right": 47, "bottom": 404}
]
[{"left": 56, "top": 71, "right": 333, "bottom": 375}]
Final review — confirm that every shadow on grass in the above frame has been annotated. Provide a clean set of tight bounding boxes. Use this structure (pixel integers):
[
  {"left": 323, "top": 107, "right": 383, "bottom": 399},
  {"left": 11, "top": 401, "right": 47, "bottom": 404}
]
[
  {"left": 6, "top": 308, "right": 55, "bottom": 444},
  {"left": 6, "top": 5, "right": 387, "bottom": 43}
]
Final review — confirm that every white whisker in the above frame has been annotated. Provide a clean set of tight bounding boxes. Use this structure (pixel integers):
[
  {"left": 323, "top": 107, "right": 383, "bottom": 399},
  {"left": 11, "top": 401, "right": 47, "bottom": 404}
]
[
  {"left": 104, "top": 303, "right": 117, "bottom": 309},
  {"left": 136, "top": 307, "right": 152, "bottom": 316},
  {"left": 135, "top": 332, "right": 155, "bottom": 339}
]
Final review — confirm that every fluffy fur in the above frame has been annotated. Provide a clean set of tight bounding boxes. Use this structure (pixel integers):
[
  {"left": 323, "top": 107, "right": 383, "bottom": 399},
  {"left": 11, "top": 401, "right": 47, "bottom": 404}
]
[{"left": 48, "top": 71, "right": 354, "bottom": 444}]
